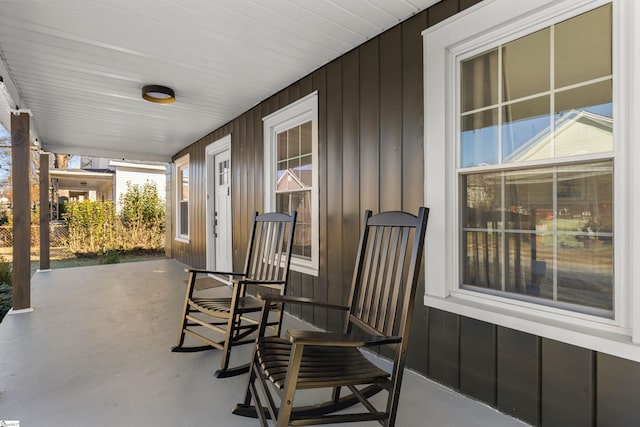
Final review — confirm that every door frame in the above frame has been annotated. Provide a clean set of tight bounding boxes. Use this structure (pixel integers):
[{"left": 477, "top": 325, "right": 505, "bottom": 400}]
[{"left": 205, "top": 134, "right": 232, "bottom": 275}]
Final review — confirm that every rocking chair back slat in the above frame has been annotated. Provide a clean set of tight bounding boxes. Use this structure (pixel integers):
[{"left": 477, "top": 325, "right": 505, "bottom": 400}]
[
  {"left": 349, "top": 211, "right": 423, "bottom": 341},
  {"left": 246, "top": 215, "right": 294, "bottom": 283}
]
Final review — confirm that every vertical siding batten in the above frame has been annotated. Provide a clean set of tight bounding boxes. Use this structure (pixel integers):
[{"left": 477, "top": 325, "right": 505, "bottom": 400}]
[{"left": 326, "top": 58, "right": 344, "bottom": 332}]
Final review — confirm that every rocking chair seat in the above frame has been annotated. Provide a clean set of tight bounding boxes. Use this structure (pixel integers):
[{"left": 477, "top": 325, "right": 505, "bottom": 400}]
[
  {"left": 257, "top": 337, "right": 389, "bottom": 390},
  {"left": 189, "top": 295, "right": 264, "bottom": 315}
]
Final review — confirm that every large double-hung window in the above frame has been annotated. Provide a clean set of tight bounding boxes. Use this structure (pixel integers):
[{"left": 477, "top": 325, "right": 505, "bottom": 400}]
[
  {"left": 424, "top": 0, "right": 640, "bottom": 360},
  {"left": 460, "top": 5, "right": 613, "bottom": 316}
]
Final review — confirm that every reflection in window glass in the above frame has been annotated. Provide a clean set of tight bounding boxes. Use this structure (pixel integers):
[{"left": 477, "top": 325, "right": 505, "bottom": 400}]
[
  {"left": 461, "top": 160, "right": 613, "bottom": 315},
  {"left": 461, "top": 49, "right": 498, "bottom": 113},
  {"left": 461, "top": 108, "right": 499, "bottom": 167},
  {"left": 458, "top": 4, "right": 614, "bottom": 317},
  {"left": 555, "top": 5, "right": 612, "bottom": 89},
  {"left": 276, "top": 120, "right": 313, "bottom": 259},
  {"left": 460, "top": 4, "right": 612, "bottom": 168},
  {"left": 502, "top": 96, "right": 550, "bottom": 162},
  {"left": 502, "top": 28, "right": 550, "bottom": 101}
]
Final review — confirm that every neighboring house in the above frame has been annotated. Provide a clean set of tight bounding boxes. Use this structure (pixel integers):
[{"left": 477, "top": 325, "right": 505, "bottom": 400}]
[
  {"left": 49, "top": 168, "right": 114, "bottom": 204},
  {"left": 50, "top": 158, "right": 166, "bottom": 218},
  {"left": 169, "top": 0, "right": 638, "bottom": 426},
  {"left": 109, "top": 160, "right": 167, "bottom": 208}
]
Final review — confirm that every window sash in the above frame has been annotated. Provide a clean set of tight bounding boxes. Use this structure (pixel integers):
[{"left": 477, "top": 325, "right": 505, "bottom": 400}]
[{"left": 456, "top": 4, "right": 614, "bottom": 317}]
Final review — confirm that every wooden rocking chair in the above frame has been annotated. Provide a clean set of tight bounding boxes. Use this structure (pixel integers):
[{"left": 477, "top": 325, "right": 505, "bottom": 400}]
[
  {"left": 172, "top": 211, "right": 297, "bottom": 378},
  {"left": 233, "top": 207, "right": 429, "bottom": 426}
]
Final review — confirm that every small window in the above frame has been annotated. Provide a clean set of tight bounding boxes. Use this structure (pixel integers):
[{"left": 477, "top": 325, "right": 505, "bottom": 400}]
[
  {"left": 175, "top": 154, "right": 189, "bottom": 242},
  {"left": 264, "top": 92, "right": 319, "bottom": 276}
]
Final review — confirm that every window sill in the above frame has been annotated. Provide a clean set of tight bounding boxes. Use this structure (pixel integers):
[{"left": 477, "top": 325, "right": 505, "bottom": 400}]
[
  {"left": 425, "top": 293, "right": 640, "bottom": 363},
  {"left": 290, "top": 258, "right": 318, "bottom": 277},
  {"left": 175, "top": 236, "right": 189, "bottom": 244}
]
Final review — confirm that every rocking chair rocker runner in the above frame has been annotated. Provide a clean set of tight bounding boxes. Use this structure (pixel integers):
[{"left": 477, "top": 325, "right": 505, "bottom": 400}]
[
  {"left": 172, "top": 211, "right": 297, "bottom": 378},
  {"left": 233, "top": 207, "right": 429, "bottom": 426}
]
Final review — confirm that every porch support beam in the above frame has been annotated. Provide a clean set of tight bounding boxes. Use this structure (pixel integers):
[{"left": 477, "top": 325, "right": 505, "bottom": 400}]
[
  {"left": 11, "top": 111, "right": 31, "bottom": 310},
  {"left": 40, "top": 152, "right": 50, "bottom": 270}
]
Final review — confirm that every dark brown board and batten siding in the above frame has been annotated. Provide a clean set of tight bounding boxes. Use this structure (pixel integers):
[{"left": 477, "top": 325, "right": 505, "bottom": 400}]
[{"left": 172, "top": 0, "right": 640, "bottom": 425}]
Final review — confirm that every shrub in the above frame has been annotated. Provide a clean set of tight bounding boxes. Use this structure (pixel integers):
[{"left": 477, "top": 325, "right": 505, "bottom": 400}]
[
  {"left": 62, "top": 181, "right": 165, "bottom": 256},
  {"left": 63, "top": 199, "right": 118, "bottom": 254},
  {"left": 0, "top": 256, "right": 12, "bottom": 322},
  {"left": 119, "top": 181, "right": 165, "bottom": 250}
]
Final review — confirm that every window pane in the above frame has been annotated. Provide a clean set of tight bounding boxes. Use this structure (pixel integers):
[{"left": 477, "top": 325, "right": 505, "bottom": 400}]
[
  {"left": 180, "top": 167, "right": 189, "bottom": 201},
  {"left": 462, "top": 229, "right": 502, "bottom": 290},
  {"left": 179, "top": 200, "right": 188, "bottom": 235},
  {"left": 277, "top": 132, "right": 288, "bottom": 162},
  {"left": 276, "top": 190, "right": 311, "bottom": 259},
  {"left": 555, "top": 5, "right": 612, "bottom": 88},
  {"left": 300, "top": 121, "right": 312, "bottom": 155},
  {"left": 557, "top": 161, "right": 612, "bottom": 234},
  {"left": 461, "top": 108, "right": 499, "bottom": 167},
  {"left": 502, "top": 96, "right": 550, "bottom": 162},
  {"left": 502, "top": 28, "right": 550, "bottom": 101},
  {"left": 503, "top": 232, "right": 551, "bottom": 296},
  {"left": 288, "top": 126, "right": 300, "bottom": 158},
  {"left": 461, "top": 49, "right": 498, "bottom": 112},
  {"left": 504, "top": 169, "right": 553, "bottom": 231},
  {"left": 557, "top": 241, "right": 613, "bottom": 311},
  {"left": 555, "top": 82, "right": 613, "bottom": 157},
  {"left": 462, "top": 172, "right": 502, "bottom": 227},
  {"left": 297, "top": 154, "right": 312, "bottom": 187}
]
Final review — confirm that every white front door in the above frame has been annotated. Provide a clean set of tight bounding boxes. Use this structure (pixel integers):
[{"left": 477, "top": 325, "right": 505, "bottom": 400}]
[{"left": 206, "top": 135, "right": 232, "bottom": 273}]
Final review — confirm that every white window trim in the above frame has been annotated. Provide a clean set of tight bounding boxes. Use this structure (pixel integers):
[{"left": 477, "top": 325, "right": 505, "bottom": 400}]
[
  {"left": 175, "top": 154, "right": 189, "bottom": 243},
  {"left": 423, "top": 0, "right": 640, "bottom": 362},
  {"left": 263, "top": 91, "right": 319, "bottom": 276}
]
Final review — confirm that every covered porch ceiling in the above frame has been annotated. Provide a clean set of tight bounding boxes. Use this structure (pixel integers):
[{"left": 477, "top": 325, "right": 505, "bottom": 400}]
[{"left": 0, "top": 0, "right": 440, "bottom": 162}]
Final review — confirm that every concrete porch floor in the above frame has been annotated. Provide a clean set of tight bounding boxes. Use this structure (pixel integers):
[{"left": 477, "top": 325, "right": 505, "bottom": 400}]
[{"left": 0, "top": 259, "right": 528, "bottom": 426}]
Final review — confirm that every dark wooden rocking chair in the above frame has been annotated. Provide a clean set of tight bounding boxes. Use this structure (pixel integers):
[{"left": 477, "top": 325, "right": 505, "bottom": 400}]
[
  {"left": 233, "top": 207, "right": 429, "bottom": 426},
  {"left": 172, "top": 211, "right": 297, "bottom": 378}
]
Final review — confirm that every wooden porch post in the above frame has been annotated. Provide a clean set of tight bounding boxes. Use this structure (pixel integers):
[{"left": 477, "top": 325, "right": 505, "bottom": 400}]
[
  {"left": 40, "top": 152, "right": 50, "bottom": 270},
  {"left": 11, "top": 111, "right": 31, "bottom": 310}
]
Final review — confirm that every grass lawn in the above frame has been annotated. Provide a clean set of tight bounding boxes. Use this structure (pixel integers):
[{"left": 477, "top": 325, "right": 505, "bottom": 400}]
[{"left": 30, "top": 253, "right": 167, "bottom": 277}]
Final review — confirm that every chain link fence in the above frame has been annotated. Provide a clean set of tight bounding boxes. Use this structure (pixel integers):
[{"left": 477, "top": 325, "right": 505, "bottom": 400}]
[{"left": 0, "top": 224, "right": 74, "bottom": 261}]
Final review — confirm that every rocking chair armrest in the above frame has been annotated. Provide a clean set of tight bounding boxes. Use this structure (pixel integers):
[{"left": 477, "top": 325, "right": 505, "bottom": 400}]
[
  {"left": 287, "top": 329, "right": 402, "bottom": 347},
  {"left": 237, "top": 279, "right": 286, "bottom": 286},
  {"left": 258, "top": 294, "right": 350, "bottom": 311},
  {"left": 185, "top": 267, "right": 244, "bottom": 277}
]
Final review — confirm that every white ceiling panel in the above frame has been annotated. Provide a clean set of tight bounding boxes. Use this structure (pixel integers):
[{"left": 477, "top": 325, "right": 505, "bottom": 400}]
[{"left": 0, "top": 0, "right": 439, "bottom": 161}]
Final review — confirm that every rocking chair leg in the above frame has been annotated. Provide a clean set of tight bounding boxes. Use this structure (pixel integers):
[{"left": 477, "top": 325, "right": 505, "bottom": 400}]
[
  {"left": 214, "top": 363, "right": 250, "bottom": 378},
  {"left": 171, "top": 344, "right": 214, "bottom": 352}
]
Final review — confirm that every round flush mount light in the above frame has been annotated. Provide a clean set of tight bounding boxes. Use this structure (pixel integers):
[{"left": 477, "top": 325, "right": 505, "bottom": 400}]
[{"left": 142, "top": 85, "right": 175, "bottom": 104}]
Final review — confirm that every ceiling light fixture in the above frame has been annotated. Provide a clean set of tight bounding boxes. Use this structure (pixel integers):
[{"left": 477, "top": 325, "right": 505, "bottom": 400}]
[{"left": 142, "top": 85, "right": 175, "bottom": 104}]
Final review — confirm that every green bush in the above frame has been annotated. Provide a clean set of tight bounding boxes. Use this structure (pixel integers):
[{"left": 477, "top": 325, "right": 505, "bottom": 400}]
[
  {"left": 64, "top": 199, "right": 118, "bottom": 254},
  {"left": 0, "top": 256, "right": 12, "bottom": 322},
  {"left": 62, "top": 181, "right": 165, "bottom": 256}
]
